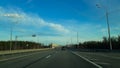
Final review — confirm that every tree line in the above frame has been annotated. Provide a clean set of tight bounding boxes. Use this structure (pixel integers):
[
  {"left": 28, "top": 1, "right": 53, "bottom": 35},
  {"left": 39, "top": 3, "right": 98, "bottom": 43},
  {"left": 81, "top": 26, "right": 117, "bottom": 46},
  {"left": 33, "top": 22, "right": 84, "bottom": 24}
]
[
  {"left": 72, "top": 35, "right": 120, "bottom": 50},
  {"left": 0, "top": 41, "right": 49, "bottom": 51}
]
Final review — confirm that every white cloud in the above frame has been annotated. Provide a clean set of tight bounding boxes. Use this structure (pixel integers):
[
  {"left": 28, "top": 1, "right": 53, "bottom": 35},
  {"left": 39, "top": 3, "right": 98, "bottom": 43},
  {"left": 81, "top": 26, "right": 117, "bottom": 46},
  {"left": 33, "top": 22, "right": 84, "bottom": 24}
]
[
  {"left": 47, "top": 23, "right": 69, "bottom": 33},
  {"left": 0, "top": 6, "right": 70, "bottom": 34}
]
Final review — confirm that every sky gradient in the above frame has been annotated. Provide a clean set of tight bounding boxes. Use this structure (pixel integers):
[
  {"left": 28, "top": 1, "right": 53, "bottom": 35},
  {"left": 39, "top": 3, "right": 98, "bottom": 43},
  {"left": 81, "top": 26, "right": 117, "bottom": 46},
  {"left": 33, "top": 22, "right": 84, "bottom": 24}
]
[{"left": 0, "top": 0, "right": 120, "bottom": 45}]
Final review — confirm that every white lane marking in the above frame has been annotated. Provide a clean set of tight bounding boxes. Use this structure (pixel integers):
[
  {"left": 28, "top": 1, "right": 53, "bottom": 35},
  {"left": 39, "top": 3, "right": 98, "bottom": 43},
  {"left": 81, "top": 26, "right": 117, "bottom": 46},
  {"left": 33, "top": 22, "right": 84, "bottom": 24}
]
[
  {"left": 0, "top": 52, "right": 42, "bottom": 62},
  {"left": 0, "top": 54, "right": 29, "bottom": 62},
  {"left": 90, "top": 59, "right": 98, "bottom": 61},
  {"left": 95, "top": 62, "right": 110, "bottom": 65},
  {"left": 72, "top": 52, "right": 103, "bottom": 68},
  {"left": 46, "top": 55, "right": 51, "bottom": 58}
]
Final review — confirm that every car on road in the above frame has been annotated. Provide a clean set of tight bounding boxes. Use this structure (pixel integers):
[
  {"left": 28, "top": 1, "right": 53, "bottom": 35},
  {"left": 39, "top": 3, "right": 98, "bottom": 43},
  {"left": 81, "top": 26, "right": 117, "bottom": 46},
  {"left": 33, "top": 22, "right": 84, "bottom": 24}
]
[{"left": 61, "top": 46, "right": 66, "bottom": 50}]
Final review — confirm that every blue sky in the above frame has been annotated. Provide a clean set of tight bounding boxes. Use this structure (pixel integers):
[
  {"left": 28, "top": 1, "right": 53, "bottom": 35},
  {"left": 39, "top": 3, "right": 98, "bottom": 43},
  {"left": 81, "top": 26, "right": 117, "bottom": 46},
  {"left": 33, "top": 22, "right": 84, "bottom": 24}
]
[{"left": 0, "top": 0, "right": 120, "bottom": 45}]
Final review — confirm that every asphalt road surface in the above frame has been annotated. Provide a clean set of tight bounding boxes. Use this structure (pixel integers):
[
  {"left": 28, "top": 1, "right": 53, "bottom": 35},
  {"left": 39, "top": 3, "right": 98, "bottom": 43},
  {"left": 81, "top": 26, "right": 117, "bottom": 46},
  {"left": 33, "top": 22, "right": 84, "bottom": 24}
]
[
  {"left": 74, "top": 51, "right": 120, "bottom": 68},
  {"left": 0, "top": 49, "right": 98, "bottom": 68}
]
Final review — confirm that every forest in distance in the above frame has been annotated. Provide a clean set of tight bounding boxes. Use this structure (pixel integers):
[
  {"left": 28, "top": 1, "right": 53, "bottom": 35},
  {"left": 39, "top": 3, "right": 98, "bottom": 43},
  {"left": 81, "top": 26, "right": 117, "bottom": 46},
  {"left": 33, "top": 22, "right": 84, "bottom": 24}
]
[
  {"left": 70, "top": 35, "right": 120, "bottom": 50},
  {"left": 0, "top": 35, "right": 120, "bottom": 51},
  {"left": 0, "top": 41, "right": 49, "bottom": 51}
]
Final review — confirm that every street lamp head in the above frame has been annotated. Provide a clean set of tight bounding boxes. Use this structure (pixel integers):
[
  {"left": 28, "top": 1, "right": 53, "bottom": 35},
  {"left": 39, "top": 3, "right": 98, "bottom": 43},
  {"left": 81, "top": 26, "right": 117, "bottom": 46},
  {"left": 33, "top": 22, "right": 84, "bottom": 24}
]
[{"left": 32, "top": 34, "right": 36, "bottom": 37}]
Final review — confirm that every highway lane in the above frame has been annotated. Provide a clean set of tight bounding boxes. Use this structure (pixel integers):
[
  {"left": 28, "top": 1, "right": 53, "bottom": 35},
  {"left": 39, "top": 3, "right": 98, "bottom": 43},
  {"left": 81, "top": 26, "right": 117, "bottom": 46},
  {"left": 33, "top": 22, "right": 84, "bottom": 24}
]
[
  {"left": 0, "top": 49, "right": 98, "bottom": 68},
  {"left": 0, "top": 49, "right": 55, "bottom": 68},
  {"left": 74, "top": 51, "right": 120, "bottom": 68},
  {"left": 0, "top": 49, "right": 53, "bottom": 61},
  {"left": 26, "top": 50, "right": 98, "bottom": 68}
]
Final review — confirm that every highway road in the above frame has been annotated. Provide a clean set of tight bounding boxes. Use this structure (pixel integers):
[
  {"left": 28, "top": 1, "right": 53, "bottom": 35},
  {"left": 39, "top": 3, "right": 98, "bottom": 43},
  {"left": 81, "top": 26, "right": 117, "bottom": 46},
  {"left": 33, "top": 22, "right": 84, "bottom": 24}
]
[
  {"left": 0, "top": 49, "right": 98, "bottom": 68},
  {"left": 0, "top": 48, "right": 120, "bottom": 68},
  {"left": 74, "top": 51, "right": 120, "bottom": 68}
]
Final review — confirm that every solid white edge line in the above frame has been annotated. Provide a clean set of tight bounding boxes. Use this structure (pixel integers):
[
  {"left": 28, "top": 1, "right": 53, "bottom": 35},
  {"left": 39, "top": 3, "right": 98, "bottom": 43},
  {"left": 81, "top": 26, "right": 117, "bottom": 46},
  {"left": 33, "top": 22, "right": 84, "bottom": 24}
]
[
  {"left": 72, "top": 52, "right": 103, "bottom": 68},
  {"left": 0, "top": 52, "right": 41, "bottom": 62}
]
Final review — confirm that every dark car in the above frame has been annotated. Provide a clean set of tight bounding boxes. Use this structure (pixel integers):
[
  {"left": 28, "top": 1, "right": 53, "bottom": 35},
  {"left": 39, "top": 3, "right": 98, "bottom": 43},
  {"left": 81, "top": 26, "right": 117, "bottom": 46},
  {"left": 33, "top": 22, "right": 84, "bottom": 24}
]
[{"left": 61, "top": 46, "right": 66, "bottom": 50}]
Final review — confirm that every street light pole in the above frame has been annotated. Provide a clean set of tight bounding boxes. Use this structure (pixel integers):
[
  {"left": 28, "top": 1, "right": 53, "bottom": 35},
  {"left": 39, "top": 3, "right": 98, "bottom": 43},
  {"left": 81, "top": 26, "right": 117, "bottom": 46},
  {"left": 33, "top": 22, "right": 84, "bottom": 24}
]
[
  {"left": 71, "top": 37, "right": 72, "bottom": 45},
  {"left": 3, "top": 13, "right": 23, "bottom": 51},
  {"left": 10, "top": 21, "right": 18, "bottom": 51},
  {"left": 106, "top": 11, "right": 112, "bottom": 50},
  {"left": 10, "top": 25, "right": 12, "bottom": 51},
  {"left": 96, "top": 4, "right": 112, "bottom": 50},
  {"left": 15, "top": 36, "right": 18, "bottom": 49},
  {"left": 77, "top": 32, "right": 79, "bottom": 44}
]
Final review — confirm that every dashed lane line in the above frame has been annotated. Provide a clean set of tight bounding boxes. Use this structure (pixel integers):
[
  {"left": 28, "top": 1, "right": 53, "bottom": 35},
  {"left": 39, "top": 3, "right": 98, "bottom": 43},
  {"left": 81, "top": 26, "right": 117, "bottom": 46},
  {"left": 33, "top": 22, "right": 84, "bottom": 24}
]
[{"left": 46, "top": 55, "right": 51, "bottom": 58}]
